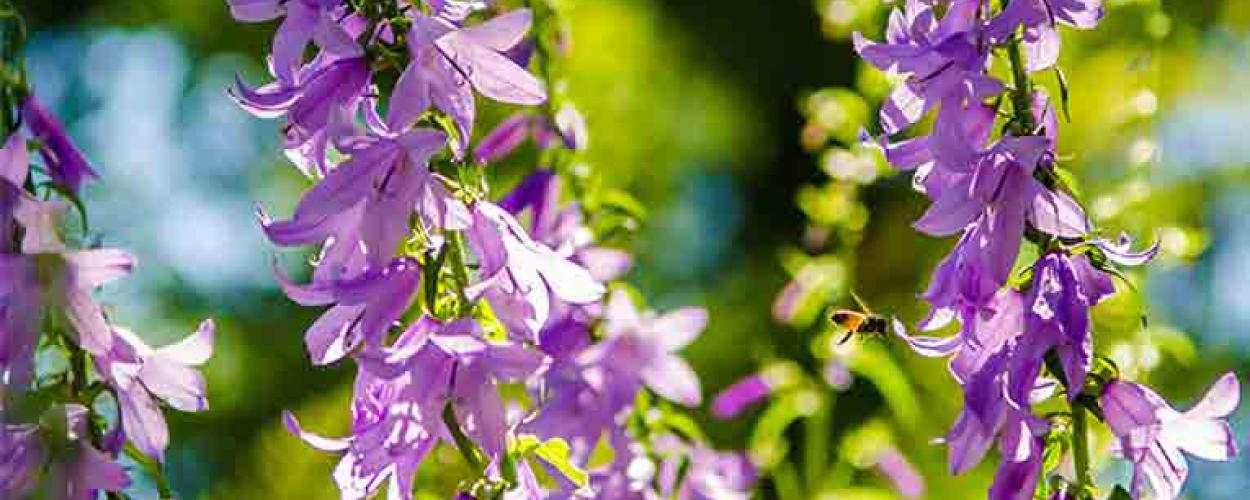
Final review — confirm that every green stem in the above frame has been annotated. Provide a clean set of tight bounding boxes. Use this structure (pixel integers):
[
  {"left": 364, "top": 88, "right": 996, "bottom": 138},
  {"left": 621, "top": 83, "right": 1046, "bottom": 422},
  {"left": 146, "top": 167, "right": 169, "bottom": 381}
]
[
  {"left": 442, "top": 402, "right": 486, "bottom": 472},
  {"left": 1070, "top": 401, "right": 1093, "bottom": 494},
  {"left": 802, "top": 395, "right": 831, "bottom": 492}
]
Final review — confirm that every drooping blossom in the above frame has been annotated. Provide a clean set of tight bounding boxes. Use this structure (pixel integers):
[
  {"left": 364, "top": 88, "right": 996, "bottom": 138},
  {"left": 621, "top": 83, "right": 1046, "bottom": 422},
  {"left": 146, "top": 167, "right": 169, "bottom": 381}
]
[
  {"left": 498, "top": 170, "right": 631, "bottom": 283},
  {"left": 21, "top": 96, "right": 99, "bottom": 194},
  {"left": 1100, "top": 373, "right": 1240, "bottom": 499},
  {"left": 286, "top": 317, "right": 546, "bottom": 499},
  {"left": 94, "top": 320, "right": 216, "bottom": 462},
  {"left": 260, "top": 129, "right": 462, "bottom": 282},
  {"left": 582, "top": 291, "right": 707, "bottom": 406},
  {"left": 390, "top": 8, "right": 546, "bottom": 146},
  {"left": 987, "top": 0, "right": 1105, "bottom": 72},
  {"left": 465, "top": 201, "right": 604, "bottom": 340}
]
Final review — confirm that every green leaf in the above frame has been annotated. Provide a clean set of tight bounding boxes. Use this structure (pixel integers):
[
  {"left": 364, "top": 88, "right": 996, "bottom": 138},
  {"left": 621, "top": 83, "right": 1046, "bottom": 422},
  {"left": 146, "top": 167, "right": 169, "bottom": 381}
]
[
  {"left": 1041, "top": 426, "right": 1071, "bottom": 475},
  {"left": 660, "top": 408, "right": 709, "bottom": 444},
  {"left": 515, "top": 435, "right": 588, "bottom": 488},
  {"left": 597, "top": 188, "right": 647, "bottom": 220}
]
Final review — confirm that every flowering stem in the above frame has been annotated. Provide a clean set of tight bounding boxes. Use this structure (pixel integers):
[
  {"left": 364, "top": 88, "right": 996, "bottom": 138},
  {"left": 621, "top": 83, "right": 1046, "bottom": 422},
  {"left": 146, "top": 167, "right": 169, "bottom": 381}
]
[
  {"left": 442, "top": 402, "right": 486, "bottom": 473},
  {"left": 1070, "top": 400, "right": 1093, "bottom": 493}
]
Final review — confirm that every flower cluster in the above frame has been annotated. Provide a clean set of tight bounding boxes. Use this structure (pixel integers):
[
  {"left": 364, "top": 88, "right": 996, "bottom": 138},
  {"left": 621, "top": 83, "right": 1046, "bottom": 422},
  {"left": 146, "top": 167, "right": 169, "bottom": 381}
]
[
  {"left": 227, "top": 0, "right": 752, "bottom": 498},
  {"left": 853, "top": 1, "right": 1238, "bottom": 498},
  {"left": 0, "top": 13, "right": 215, "bottom": 496}
]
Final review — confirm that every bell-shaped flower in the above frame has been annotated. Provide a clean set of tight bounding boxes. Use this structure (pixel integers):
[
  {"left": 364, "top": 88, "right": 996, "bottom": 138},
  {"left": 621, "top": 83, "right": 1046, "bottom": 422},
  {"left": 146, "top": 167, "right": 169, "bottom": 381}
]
[
  {"left": 94, "top": 320, "right": 215, "bottom": 462},
  {"left": 277, "top": 257, "right": 422, "bottom": 366},
  {"left": 388, "top": 8, "right": 546, "bottom": 144},
  {"left": 582, "top": 291, "right": 707, "bottom": 406},
  {"left": 498, "top": 170, "right": 632, "bottom": 283},
  {"left": 918, "top": 136, "right": 1088, "bottom": 323},
  {"left": 286, "top": 317, "right": 546, "bottom": 500},
  {"left": 0, "top": 198, "right": 134, "bottom": 359},
  {"left": 1100, "top": 373, "right": 1240, "bottom": 499},
  {"left": 226, "top": 0, "right": 358, "bottom": 84},
  {"left": 465, "top": 201, "right": 604, "bottom": 340},
  {"left": 21, "top": 97, "right": 98, "bottom": 195},
  {"left": 986, "top": 0, "right": 1104, "bottom": 72},
  {"left": 261, "top": 129, "right": 463, "bottom": 282}
]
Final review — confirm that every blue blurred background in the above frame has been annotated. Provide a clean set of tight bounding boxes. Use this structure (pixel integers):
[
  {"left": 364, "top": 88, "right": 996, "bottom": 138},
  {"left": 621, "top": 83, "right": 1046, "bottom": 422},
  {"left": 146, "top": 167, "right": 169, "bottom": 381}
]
[{"left": 15, "top": 0, "right": 1250, "bottom": 497}]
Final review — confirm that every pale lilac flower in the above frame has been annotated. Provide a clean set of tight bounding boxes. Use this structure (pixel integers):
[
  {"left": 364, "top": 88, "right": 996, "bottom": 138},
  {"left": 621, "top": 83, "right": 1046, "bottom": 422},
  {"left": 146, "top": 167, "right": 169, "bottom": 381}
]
[
  {"left": 1101, "top": 373, "right": 1240, "bottom": 499},
  {"left": 0, "top": 200, "right": 134, "bottom": 358},
  {"left": 287, "top": 317, "right": 545, "bottom": 500},
  {"left": 987, "top": 0, "right": 1104, "bottom": 72},
  {"left": 582, "top": 291, "right": 706, "bottom": 406},
  {"left": 465, "top": 201, "right": 604, "bottom": 340},
  {"left": 260, "top": 129, "right": 462, "bottom": 282},
  {"left": 225, "top": 0, "right": 358, "bottom": 84},
  {"left": 94, "top": 320, "right": 215, "bottom": 462},
  {"left": 498, "top": 170, "right": 631, "bottom": 282},
  {"left": 389, "top": 9, "right": 546, "bottom": 144},
  {"left": 0, "top": 422, "right": 41, "bottom": 496},
  {"left": 676, "top": 447, "right": 756, "bottom": 500},
  {"left": 473, "top": 105, "right": 588, "bottom": 163},
  {"left": 277, "top": 257, "right": 422, "bottom": 365},
  {"left": 232, "top": 54, "right": 370, "bottom": 150},
  {"left": 1020, "top": 252, "right": 1113, "bottom": 397},
  {"left": 918, "top": 136, "right": 1088, "bottom": 324}
]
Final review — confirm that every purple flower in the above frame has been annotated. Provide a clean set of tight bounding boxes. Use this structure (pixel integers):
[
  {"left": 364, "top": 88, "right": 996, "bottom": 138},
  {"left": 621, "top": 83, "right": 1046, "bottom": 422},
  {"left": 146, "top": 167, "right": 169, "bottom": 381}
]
[
  {"left": 853, "top": 0, "right": 993, "bottom": 136},
  {"left": 390, "top": 9, "right": 546, "bottom": 145},
  {"left": 278, "top": 257, "right": 422, "bottom": 365},
  {"left": 0, "top": 232, "right": 134, "bottom": 361},
  {"left": 1020, "top": 252, "right": 1113, "bottom": 397},
  {"left": 0, "top": 422, "right": 40, "bottom": 496},
  {"left": 987, "top": 0, "right": 1104, "bottom": 72},
  {"left": 1100, "top": 373, "right": 1240, "bottom": 499},
  {"left": 675, "top": 447, "right": 756, "bottom": 500},
  {"left": 287, "top": 317, "right": 546, "bottom": 499},
  {"left": 711, "top": 373, "right": 772, "bottom": 419},
  {"left": 465, "top": 201, "right": 604, "bottom": 340},
  {"left": 226, "top": 0, "right": 358, "bottom": 84},
  {"left": 582, "top": 291, "right": 706, "bottom": 406},
  {"left": 232, "top": 54, "right": 371, "bottom": 151},
  {"left": 260, "top": 129, "right": 462, "bottom": 282},
  {"left": 94, "top": 320, "right": 215, "bottom": 462},
  {"left": 917, "top": 136, "right": 1088, "bottom": 324},
  {"left": 21, "top": 96, "right": 98, "bottom": 194},
  {"left": 499, "top": 170, "right": 632, "bottom": 282}
]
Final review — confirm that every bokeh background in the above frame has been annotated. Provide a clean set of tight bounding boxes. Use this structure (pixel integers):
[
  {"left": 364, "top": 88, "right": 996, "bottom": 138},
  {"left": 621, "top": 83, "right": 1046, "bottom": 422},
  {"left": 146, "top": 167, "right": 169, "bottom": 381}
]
[{"left": 14, "top": 0, "right": 1250, "bottom": 498}]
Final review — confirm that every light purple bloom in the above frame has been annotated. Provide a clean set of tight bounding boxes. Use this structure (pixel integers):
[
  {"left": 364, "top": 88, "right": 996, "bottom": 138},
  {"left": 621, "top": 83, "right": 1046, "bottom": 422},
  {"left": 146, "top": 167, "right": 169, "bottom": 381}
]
[
  {"left": 278, "top": 257, "right": 422, "bottom": 365},
  {"left": 499, "top": 170, "right": 632, "bottom": 282},
  {"left": 261, "top": 129, "right": 462, "bottom": 282},
  {"left": 1101, "top": 373, "right": 1240, "bottom": 499},
  {"left": 675, "top": 447, "right": 756, "bottom": 500},
  {"left": 465, "top": 201, "right": 604, "bottom": 340},
  {"left": 875, "top": 447, "right": 926, "bottom": 499},
  {"left": 226, "top": 0, "right": 358, "bottom": 84},
  {"left": 473, "top": 106, "right": 588, "bottom": 163},
  {"left": 286, "top": 317, "right": 545, "bottom": 500},
  {"left": 94, "top": 320, "right": 215, "bottom": 462},
  {"left": 232, "top": 54, "right": 370, "bottom": 151},
  {"left": 582, "top": 291, "right": 706, "bottom": 406},
  {"left": 917, "top": 136, "right": 1088, "bottom": 326},
  {"left": 1019, "top": 252, "right": 1113, "bottom": 397},
  {"left": 390, "top": 8, "right": 546, "bottom": 145},
  {"left": 987, "top": 0, "right": 1104, "bottom": 72}
]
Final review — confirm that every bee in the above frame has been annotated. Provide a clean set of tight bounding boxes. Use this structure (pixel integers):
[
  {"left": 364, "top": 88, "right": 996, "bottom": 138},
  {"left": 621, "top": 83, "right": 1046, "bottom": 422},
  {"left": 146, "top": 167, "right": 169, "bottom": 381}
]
[{"left": 830, "top": 291, "right": 889, "bottom": 345}]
